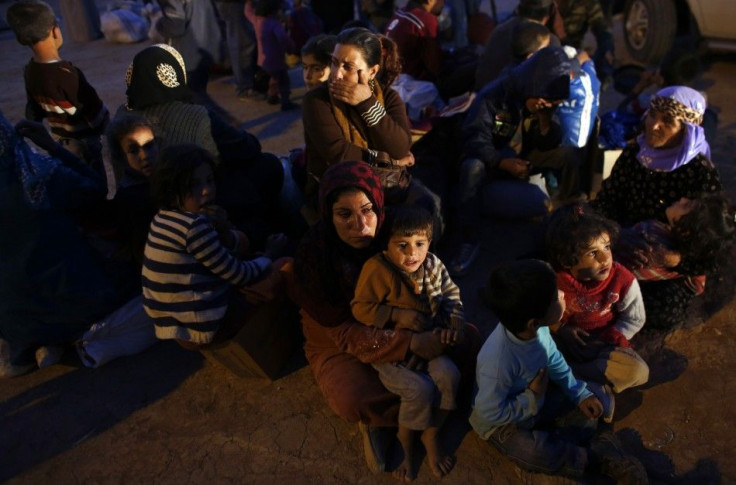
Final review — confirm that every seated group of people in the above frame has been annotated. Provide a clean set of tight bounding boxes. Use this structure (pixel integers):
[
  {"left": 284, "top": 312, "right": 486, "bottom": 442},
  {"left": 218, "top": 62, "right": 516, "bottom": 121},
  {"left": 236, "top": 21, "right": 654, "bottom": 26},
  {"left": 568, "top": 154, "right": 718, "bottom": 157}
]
[{"left": 3, "top": 1, "right": 735, "bottom": 482}]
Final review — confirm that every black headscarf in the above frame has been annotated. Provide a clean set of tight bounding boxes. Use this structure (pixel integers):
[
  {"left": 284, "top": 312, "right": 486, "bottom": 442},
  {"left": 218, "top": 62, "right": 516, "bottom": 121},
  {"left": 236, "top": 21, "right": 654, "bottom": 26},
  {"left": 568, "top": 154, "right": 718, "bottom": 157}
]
[{"left": 125, "top": 44, "right": 191, "bottom": 110}]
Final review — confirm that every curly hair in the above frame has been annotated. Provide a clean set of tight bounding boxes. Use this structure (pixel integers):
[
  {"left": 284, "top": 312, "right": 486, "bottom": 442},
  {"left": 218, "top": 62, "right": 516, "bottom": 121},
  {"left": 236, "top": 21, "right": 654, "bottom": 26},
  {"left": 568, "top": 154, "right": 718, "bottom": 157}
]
[
  {"left": 335, "top": 27, "right": 402, "bottom": 90},
  {"left": 483, "top": 259, "right": 558, "bottom": 335},
  {"left": 546, "top": 203, "right": 620, "bottom": 270},
  {"left": 6, "top": 0, "right": 56, "bottom": 46},
  {"left": 150, "top": 144, "right": 215, "bottom": 210},
  {"left": 671, "top": 194, "right": 736, "bottom": 272}
]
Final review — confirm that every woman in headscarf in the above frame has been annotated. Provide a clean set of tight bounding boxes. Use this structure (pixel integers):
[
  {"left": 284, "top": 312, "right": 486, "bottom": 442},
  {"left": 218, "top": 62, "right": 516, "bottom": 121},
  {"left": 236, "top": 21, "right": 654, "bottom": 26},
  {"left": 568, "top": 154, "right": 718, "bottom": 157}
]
[
  {"left": 0, "top": 113, "right": 120, "bottom": 377},
  {"left": 593, "top": 86, "right": 723, "bottom": 329},
  {"left": 286, "top": 161, "right": 478, "bottom": 473},
  {"left": 120, "top": 44, "right": 286, "bottom": 249},
  {"left": 120, "top": 43, "right": 219, "bottom": 157},
  {"left": 301, "top": 27, "right": 444, "bottom": 240}
]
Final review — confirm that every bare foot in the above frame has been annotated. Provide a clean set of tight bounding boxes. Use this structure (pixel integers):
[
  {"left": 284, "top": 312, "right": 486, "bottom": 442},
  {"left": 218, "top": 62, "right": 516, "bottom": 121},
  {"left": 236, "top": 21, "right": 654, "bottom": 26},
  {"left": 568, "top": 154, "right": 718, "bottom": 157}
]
[
  {"left": 421, "top": 431, "right": 456, "bottom": 478},
  {"left": 394, "top": 426, "right": 417, "bottom": 482},
  {"left": 392, "top": 458, "right": 417, "bottom": 482}
]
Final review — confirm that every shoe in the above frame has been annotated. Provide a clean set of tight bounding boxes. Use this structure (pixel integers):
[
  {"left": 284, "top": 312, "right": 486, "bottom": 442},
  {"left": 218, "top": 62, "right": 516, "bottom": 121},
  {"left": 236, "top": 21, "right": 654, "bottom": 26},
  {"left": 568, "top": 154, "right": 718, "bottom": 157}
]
[
  {"left": 449, "top": 242, "right": 480, "bottom": 277},
  {"left": 237, "top": 89, "right": 266, "bottom": 101},
  {"left": 587, "top": 382, "right": 616, "bottom": 423},
  {"left": 280, "top": 101, "right": 299, "bottom": 111},
  {"left": 36, "top": 345, "right": 64, "bottom": 368},
  {"left": 358, "top": 422, "right": 388, "bottom": 474},
  {"left": 266, "top": 95, "right": 281, "bottom": 105},
  {"left": 590, "top": 431, "right": 648, "bottom": 485}
]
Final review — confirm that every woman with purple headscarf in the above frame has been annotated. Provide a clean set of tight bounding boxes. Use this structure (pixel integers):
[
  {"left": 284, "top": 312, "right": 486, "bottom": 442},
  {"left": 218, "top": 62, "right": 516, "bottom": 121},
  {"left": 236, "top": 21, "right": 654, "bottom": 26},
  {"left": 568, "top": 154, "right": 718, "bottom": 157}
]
[{"left": 593, "top": 86, "right": 723, "bottom": 329}]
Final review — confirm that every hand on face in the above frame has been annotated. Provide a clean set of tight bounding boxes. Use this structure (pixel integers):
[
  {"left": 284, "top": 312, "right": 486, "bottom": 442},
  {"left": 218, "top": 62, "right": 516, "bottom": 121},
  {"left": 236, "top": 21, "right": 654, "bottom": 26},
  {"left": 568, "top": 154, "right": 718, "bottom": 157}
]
[{"left": 328, "top": 44, "right": 378, "bottom": 106}]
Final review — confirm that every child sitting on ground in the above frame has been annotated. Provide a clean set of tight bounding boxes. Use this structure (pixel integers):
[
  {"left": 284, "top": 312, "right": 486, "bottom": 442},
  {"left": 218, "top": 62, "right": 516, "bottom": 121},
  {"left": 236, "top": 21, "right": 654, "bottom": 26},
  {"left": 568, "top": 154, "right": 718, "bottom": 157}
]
[
  {"left": 351, "top": 206, "right": 464, "bottom": 481},
  {"left": 619, "top": 194, "right": 736, "bottom": 297},
  {"left": 142, "top": 144, "right": 286, "bottom": 348},
  {"left": 7, "top": 0, "right": 109, "bottom": 167},
  {"left": 471, "top": 259, "right": 647, "bottom": 482},
  {"left": 545, "top": 204, "right": 649, "bottom": 422},
  {"left": 245, "top": 0, "right": 298, "bottom": 111}
]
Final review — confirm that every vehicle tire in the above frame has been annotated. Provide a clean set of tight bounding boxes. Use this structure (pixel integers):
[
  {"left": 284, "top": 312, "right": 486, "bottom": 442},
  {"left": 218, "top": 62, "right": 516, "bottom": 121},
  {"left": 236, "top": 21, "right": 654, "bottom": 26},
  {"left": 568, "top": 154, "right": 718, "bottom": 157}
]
[{"left": 623, "top": 0, "right": 677, "bottom": 64}]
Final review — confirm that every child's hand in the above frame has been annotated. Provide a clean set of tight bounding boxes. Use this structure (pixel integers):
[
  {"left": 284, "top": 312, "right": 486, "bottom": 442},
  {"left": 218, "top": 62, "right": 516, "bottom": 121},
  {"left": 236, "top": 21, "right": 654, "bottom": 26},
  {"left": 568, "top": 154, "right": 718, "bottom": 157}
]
[
  {"left": 200, "top": 204, "right": 232, "bottom": 232},
  {"left": 393, "top": 308, "right": 432, "bottom": 332},
  {"left": 263, "top": 233, "right": 288, "bottom": 260},
  {"left": 557, "top": 326, "right": 600, "bottom": 361},
  {"left": 528, "top": 367, "right": 549, "bottom": 398},
  {"left": 434, "top": 327, "right": 462, "bottom": 346},
  {"left": 578, "top": 395, "right": 603, "bottom": 420}
]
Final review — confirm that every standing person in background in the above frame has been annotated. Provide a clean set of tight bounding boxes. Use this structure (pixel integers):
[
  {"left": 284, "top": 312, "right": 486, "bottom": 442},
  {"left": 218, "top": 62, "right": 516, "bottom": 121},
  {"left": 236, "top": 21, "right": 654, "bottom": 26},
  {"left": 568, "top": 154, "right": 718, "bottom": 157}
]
[
  {"left": 6, "top": 0, "right": 109, "bottom": 168},
  {"left": 556, "top": 0, "right": 614, "bottom": 87},
  {"left": 245, "top": 0, "right": 299, "bottom": 111},
  {"left": 475, "top": 0, "right": 565, "bottom": 91},
  {"left": 214, "top": 0, "right": 264, "bottom": 101},
  {"left": 155, "top": 0, "right": 222, "bottom": 98}
]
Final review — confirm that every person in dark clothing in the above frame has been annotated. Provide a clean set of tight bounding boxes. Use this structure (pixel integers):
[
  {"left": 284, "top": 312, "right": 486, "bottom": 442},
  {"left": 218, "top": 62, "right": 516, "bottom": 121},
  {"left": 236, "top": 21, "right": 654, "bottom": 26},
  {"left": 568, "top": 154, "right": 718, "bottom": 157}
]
[{"left": 451, "top": 46, "right": 582, "bottom": 276}]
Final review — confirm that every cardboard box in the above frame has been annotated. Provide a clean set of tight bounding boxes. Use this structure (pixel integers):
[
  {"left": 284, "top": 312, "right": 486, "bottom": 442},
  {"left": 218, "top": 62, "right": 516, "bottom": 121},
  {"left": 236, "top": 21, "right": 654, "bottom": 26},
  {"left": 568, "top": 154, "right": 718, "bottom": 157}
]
[{"left": 200, "top": 299, "right": 301, "bottom": 380}]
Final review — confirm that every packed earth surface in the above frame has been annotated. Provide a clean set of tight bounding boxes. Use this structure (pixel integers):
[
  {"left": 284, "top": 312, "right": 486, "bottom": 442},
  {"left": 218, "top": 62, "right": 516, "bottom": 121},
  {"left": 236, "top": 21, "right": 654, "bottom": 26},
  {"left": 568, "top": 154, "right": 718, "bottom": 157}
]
[{"left": 1, "top": 1, "right": 735, "bottom": 483}]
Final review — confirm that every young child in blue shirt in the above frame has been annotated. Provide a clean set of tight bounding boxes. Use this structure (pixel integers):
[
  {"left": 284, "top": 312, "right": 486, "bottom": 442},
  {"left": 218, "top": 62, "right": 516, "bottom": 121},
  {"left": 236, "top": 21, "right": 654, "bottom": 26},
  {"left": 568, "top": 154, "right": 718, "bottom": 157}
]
[{"left": 470, "top": 259, "right": 647, "bottom": 482}]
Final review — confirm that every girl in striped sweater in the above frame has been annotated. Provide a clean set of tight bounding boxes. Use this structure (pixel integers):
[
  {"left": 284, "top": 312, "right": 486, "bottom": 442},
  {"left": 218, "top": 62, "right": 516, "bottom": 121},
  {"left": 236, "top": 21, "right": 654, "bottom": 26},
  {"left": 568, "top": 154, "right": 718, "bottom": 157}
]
[{"left": 142, "top": 144, "right": 286, "bottom": 348}]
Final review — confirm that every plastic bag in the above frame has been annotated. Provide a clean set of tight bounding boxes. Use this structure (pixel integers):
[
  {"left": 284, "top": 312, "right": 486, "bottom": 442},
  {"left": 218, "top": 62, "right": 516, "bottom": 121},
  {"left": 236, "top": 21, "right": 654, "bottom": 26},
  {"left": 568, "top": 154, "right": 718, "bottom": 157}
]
[
  {"left": 75, "top": 295, "right": 157, "bottom": 368},
  {"left": 391, "top": 74, "right": 444, "bottom": 122}
]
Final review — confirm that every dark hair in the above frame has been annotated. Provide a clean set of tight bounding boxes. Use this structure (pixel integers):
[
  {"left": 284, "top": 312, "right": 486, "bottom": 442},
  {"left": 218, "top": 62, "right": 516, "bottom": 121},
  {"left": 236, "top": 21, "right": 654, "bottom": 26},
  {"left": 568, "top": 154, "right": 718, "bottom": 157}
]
[
  {"left": 6, "top": 0, "right": 56, "bottom": 46},
  {"left": 545, "top": 203, "right": 620, "bottom": 270},
  {"left": 512, "top": 21, "right": 551, "bottom": 62},
  {"left": 671, "top": 194, "right": 736, "bottom": 272},
  {"left": 255, "top": 0, "right": 282, "bottom": 17},
  {"left": 517, "top": 4, "right": 551, "bottom": 21},
  {"left": 335, "top": 27, "right": 402, "bottom": 89},
  {"left": 384, "top": 205, "right": 433, "bottom": 244},
  {"left": 301, "top": 34, "right": 337, "bottom": 65},
  {"left": 106, "top": 113, "right": 156, "bottom": 177},
  {"left": 151, "top": 144, "right": 215, "bottom": 210},
  {"left": 484, "top": 259, "right": 558, "bottom": 335}
]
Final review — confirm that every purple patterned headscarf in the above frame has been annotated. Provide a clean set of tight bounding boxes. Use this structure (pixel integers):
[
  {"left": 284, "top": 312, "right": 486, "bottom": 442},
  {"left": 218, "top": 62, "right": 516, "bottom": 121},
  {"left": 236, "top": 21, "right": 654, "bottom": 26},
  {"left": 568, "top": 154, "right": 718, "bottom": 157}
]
[{"left": 636, "top": 86, "right": 710, "bottom": 172}]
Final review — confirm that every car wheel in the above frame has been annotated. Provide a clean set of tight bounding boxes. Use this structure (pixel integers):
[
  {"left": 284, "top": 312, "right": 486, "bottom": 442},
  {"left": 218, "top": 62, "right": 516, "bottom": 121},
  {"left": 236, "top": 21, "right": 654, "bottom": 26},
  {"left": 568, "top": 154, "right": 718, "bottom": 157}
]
[{"left": 623, "top": 0, "right": 677, "bottom": 63}]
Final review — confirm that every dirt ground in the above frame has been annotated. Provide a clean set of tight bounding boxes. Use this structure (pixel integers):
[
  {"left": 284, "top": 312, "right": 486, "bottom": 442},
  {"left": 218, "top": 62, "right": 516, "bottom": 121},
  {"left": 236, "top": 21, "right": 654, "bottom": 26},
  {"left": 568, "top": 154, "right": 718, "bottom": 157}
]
[{"left": 1, "top": 3, "right": 736, "bottom": 484}]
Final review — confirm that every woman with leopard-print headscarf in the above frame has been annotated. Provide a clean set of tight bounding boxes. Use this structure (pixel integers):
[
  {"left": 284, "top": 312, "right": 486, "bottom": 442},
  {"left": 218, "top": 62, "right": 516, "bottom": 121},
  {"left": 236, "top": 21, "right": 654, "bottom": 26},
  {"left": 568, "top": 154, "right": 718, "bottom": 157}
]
[{"left": 593, "top": 86, "right": 724, "bottom": 329}]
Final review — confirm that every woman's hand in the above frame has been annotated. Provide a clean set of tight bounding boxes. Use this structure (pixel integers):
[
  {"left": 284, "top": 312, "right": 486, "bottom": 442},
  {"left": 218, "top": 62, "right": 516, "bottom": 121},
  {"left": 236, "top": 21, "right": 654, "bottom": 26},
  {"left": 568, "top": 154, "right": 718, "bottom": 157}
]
[
  {"left": 329, "top": 69, "right": 373, "bottom": 106},
  {"left": 615, "top": 228, "right": 653, "bottom": 270},
  {"left": 528, "top": 367, "right": 549, "bottom": 398},
  {"left": 393, "top": 152, "right": 415, "bottom": 167},
  {"left": 14, "top": 120, "right": 59, "bottom": 154},
  {"left": 409, "top": 330, "right": 445, "bottom": 361},
  {"left": 392, "top": 308, "right": 432, "bottom": 332}
]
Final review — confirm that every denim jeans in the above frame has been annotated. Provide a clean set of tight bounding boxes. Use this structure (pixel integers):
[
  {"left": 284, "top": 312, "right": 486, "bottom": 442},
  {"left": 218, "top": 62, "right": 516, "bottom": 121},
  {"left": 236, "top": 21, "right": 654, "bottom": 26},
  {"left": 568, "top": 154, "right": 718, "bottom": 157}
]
[{"left": 485, "top": 386, "right": 597, "bottom": 478}]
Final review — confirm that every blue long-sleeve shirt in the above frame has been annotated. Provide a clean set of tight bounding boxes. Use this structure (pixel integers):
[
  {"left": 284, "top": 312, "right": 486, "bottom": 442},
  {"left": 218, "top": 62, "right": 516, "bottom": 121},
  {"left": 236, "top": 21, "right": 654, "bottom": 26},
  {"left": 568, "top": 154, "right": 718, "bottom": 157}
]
[{"left": 469, "top": 325, "right": 592, "bottom": 439}]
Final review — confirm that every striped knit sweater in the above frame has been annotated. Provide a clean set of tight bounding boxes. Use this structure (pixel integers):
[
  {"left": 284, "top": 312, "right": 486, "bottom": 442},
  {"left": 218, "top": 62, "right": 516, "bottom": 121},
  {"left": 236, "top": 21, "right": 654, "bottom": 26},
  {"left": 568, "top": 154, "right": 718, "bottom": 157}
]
[{"left": 142, "top": 209, "right": 270, "bottom": 343}]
